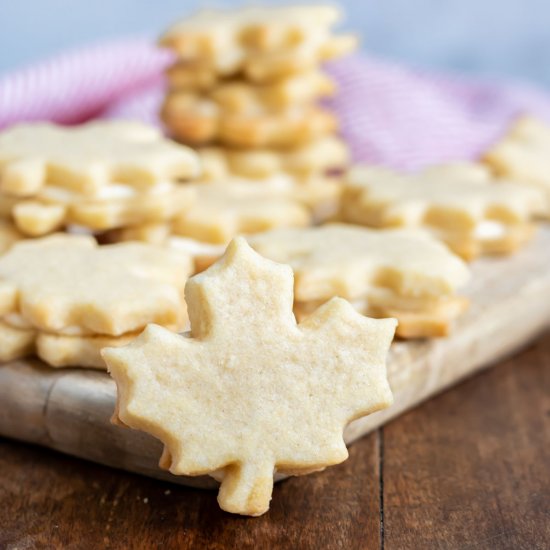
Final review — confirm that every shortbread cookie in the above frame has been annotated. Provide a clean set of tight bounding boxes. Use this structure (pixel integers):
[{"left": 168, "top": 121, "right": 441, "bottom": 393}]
[
  {"left": 171, "top": 182, "right": 311, "bottom": 243},
  {"left": 0, "top": 235, "right": 191, "bottom": 336},
  {"left": 248, "top": 224, "right": 470, "bottom": 338},
  {"left": 162, "top": 93, "right": 336, "bottom": 147},
  {"left": 164, "top": 32, "right": 355, "bottom": 85},
  {"left": 103, "top": 237, "right": 396, "bottom": 516},
  {"left": 0, "top": 320, "right": 138, "bottom": 368},
  {"left": 201, "top": 173, "right": 342, "bottom": 220},
  {"left": 102, "top": 225, "right": 225, "bottom": 273},
  {"left": 294, "top": 294, "right": 468, "bottom": 339},
  {"left": 0, "top": 121, "right": 200, "bottom": 197},
  {"left": 199, "top": 136, "right": 349, "bottom": 180},
  {"left": 7, "top": 181, "right": 195, "bottom": 236},
  {"left": 160, "top": 5, "right": 340, "bottom": 58},
  {"left": 168, "top": 70, "right": 335, "bottom": 110},
  {"left": 483, "top": 116, "right": 550, "bottom": 216},
  {"left": 243, "top": 34, "right": 356, "bottom": 83},
  {"left": 0, "top": 220, "right": 23, "bottom": 253},
  {"left": 280, "top": 177, "right": 342, "bottom": 222},
  {"left": 160, "top": 5, "right": 356, "bottom": 80},
  {"left": 341, "top": 163, "right": 543, "bottom": 260},
  {"left": 168, "top": 237, "right": 226, "bottom": 273},
  {"left": 36, "top": 331, "right": 140, "bottom": 369},
  {"left": 11, "top": 201, "right": 66, "bottom": 236}
]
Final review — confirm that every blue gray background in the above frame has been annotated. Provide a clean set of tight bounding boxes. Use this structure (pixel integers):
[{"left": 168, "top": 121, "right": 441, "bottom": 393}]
[{"left": 2, "top": 0, "right": 549, "bottom": 87}]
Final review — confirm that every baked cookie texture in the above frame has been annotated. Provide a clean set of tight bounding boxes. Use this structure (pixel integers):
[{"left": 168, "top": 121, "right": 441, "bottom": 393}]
[
  {"left": 0, "top": 121, "right": 199, "bottom": 195},
  {"left": 103, "top": 238, "right": 396, "bottom": 516},
  {"left": 159, "top": 5, "right": 355, "bottom": 78},
  {"left": 0, "top": 234, "right": 192, "bottom": 367},
  {"left": 0, "top": 121, "right": 199, "bottom": 237},
  {"left": 160, "top": 3, "right": 354, "bottom": 193},
  {"left": 341, "top": 162, "right": 543, "bottom": 260},
  {"left": 198, "top": 136, "right": 349, "bottom": 180},
  {"left": 248, "top": 224, "right": 470, "bottom": 338},
  {"left": 171, "top": 181, "right": 312, "bottom": 244},
  {"left": 161, "top": 94, "right": 337, "bottom": 147},
  {"left": 483, "top": 116, "right": 550, "bottom": 217}
]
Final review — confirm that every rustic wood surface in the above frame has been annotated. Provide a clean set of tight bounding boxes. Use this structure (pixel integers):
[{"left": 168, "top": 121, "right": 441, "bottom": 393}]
[{"left": 1, "top": 332, "right": 548, "bottom": 549}]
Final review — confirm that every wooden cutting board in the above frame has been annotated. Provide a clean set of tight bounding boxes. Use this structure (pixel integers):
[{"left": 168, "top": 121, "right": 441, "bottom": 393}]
[{"left": 1, "top": 227, "right": 550, "bottom": 488}]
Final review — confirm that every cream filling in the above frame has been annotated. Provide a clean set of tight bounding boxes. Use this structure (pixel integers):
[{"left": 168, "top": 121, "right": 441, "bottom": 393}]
[
  {"left": 40, "top": 181, "right": 174, "bottom": 203},
  {"left": 473, "top": 221, "right": 507, "bottom": 241},
  {"left": 169, "top": 236, "right": 225, "bottom": 257}
]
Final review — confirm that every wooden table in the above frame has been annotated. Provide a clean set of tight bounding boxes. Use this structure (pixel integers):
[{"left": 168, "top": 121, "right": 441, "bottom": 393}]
[{"left": 1, "top": 332, "right": 548, "bottom": 550}]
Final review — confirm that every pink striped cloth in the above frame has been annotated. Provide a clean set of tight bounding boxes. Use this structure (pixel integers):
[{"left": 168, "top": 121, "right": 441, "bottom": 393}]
[{"left": 1, "top": 37, "right": 550, "bottom": 169}]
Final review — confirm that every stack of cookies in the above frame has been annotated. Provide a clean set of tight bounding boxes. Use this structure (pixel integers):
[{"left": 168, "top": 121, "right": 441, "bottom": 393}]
[
  {"left": 0, "top": 234, "right": 192, "bottom": 368},
  {"left": 159, "top": 4, "right": 356, "bottom": 242},
  {"left": 483, "top": 116, "right": 550, "bottom": 217},
  {"left": 248, "top": 224, "right": 471, "bottom": 338},
  {"left": 0, "top": 121, "right": 200, "bottom": 238},
  {"left": 340, "top": 162, "right": 545, "bottom": 260}
]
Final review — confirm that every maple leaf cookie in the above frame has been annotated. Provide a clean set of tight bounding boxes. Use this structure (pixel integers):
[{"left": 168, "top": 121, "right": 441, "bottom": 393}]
[
  {"left": 0, "top": 120, "right": 200, "bottom": 196},
  {"left": 171, "top": 181, "right": 311, "bottom": 244},
  {"left": 103, "top": 238, "right": 396, "bottom": 516},
  {"left": 161, "top": 92, "right": 337, "bottom": 147},
  {"left": 198, "top": 136, "right": 349, "bottom": 180},
  {"left": 483, "top": 116, "right": 550, "bottom": 217},
  {"left": 0, "top": 234, "right": 192, "bottom": 367},
  {"left": 159, "top": 5, "right": 356, "bottom": 82},
  {"left": 341, "top": 163, "right": 544, "bottom": 260},
  {"left": 168, "top": 70, "right": 336, "bottom": 108},
  {"left": 6, "top": 180, "right": 196, "bottom": 237},
  {"left": 248, "top": 224, "right": 470, "bottom": 338}
]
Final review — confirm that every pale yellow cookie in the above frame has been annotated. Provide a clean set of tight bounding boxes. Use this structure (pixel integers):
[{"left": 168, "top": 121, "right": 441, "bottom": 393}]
[
  {"left": 160, "top": 5, "right": 356, "bottom": 80},
  {"left": 483, "top": 116, "right": 550, "bottom": 217},
  {"left": 161, "top": 5, "right": 340, "bottom": 57},
  {"left": 36, "top": 331, "right": 141, "bottom": 369},
  {"left": 171, "top": 181, "right": 311, "bottom": 243},
  {"left": 66, "top": 184, "right": 194, "bottom": 231},
  {"left": 198, "top": 173, "right": 342, "bottom": 222},
  {"left": 0, "top": 320, "right": 140, "bottom": 368},
  {"left": 0, "top": 120, "right": 200, "bottom": 196},
  {"left": 162, "top": 92, "right": 337, "bottom": 147},
  {"left": 101, "top": 225, "right": 225, "bottom": 273},
  {"left": 294, "top": 294, "right": 469, "bottom": 339},
  {"left": 199, "top": 136, "right": 349, "bottom": 180},
  {"left": 244, "top": 34, "right": 356, "bottom": 82},
  {"left": 4, "top": 181, "right": 195, "bottom": 236},
  {"left": 169, "top": 70, "right": 335, "bottom": 110},
  {"left": 341, "top": 163, "right": 544, "bottom": 260},
  {"left": 103, "top": 237, "right": 396, "bottom": 516},
  {"left": 0, "top": 220, "right": 23, "bottom": 254},
  {"left": 247, "top": 224, "right": 470, "bottom": 338},
  {"left": 168, "top": 237, "right": 226, "bottom": 273},
  {"left": 0, "top": 234, "right": 192, "bottom": 336},
  {"left": 164, "top": 33, "right": 355, "bottom": 85},
  {"left": 165, "top": 61, "right": 221, "bottom": 91},
  {"left": 12, "top": 201, "right": 66, "bottom": 236},
  {"left": 286, "top": 177, "right": 342, "bottom": 222}
]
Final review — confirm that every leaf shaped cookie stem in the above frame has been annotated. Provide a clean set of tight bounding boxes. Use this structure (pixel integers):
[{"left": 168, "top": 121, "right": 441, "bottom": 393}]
[{"left": 103, "top": 238, "right": 396, "bottom": 516}]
